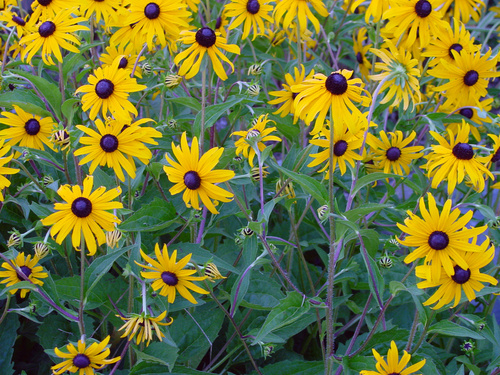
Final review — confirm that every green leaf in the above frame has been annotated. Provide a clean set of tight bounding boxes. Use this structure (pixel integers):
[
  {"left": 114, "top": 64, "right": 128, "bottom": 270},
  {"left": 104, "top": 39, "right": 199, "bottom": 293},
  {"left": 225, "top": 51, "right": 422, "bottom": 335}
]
[
  {"left": 175, "top": 243, "right": 239, "bottom": 273},
  {"left": 428, "top": 321, "right": 485, "bottom": 340},
  {"left": 360, "top": 250, "right": 385, "bottom": 309},
  {"left": 0, "top": 313, "right": 20, "bottom": 375},
  {"left": 61, "top": 98, "right": 79, "bottom": 123},
  {"left": 239, "top": 274, "right": 285, "bottom": 310},
  {"left": 230, "top": 267, "right": 251, "bottom": 315},
  {"left": 257, "top": 196, "right": 285, "bottom": 224},
  {"left": 166, "top": 97, "right": 202, "bottom": 112},
  {"left": 119, "top": 198, "right": 177, "bottom": 232},
  {"left": 84, "top": 246, "right": 130, "bottom": 298},
  {"left": 0, "top": 90, "right": 51, "bottom": 117},
  {"left": 344, "top": 204, "right": 391, "bottom": 222},
  {"left": 130, "top": 363, "right": 213, "bottom": 375},
  {"left": 271, "top": 162, "right": 328, "bottom": 204},
  {"left": 133, "top": 341, "right": 179, "bottom": 372},
  {"left": 193, "top": 95, "right": 260, "bottom": 136},
  {"left": 252, "top": 360, "right": 324, "bottom": 375},
  {"left": 12, "top": 70, "right": 62, "bottom": 119},
  {"left": 253, "top": 291, "right": 311, "bottom": 344},
  {"left": 352, "top": 173, "right": 399, "bottom": 195}
]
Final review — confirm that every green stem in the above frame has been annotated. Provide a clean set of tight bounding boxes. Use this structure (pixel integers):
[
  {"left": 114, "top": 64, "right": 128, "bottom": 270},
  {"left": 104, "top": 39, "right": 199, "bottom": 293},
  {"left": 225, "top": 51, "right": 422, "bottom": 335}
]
[
  {"left": 200, "top": 67, "right": 207, "bottom": 152},
  {"left": 10, "top": 159, "right": 45, "bottom": 193},
  {"left": 78, "top": 237, "right": 86, "bottom": 337}
]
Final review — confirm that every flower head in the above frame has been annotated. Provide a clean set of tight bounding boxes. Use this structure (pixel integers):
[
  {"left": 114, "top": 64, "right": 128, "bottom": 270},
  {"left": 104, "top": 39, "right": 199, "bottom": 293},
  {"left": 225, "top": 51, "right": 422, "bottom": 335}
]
[
  {"left": 353, "top": 28, "right": 372, "bottom": 79},
  {"left": 19, "top": 9, "right": 88, "bottom": 65},
  {"left": 360, "top": 340, "right": 426, "bottom": 375},
  {"left": 174, "top": 27, "right": 241, "bottom": 80},
  {"left": 74, "top": 118, "right": 160, "bottom": 182},
  {"left": 398, "top": 192, "right": 487, "bottom": 282},
  {"left": 136, "top": 243, "right": 209, "bottom": 304},
  {"left": 117, "top": 311, "right": 173, "bottom": 346},
  {"left": 0, "top": 140, "right": 19, "bottom": 201},
  {"left": 425, "top": 122, "right": 493, "bottom": 194},
  {"left": 231, "top": 114, "right": 281, "bottom": 167},
  {"left": 416, "top": 238, "right": 498, "bottom": 309},
  {"left": 99, "top": 43, "right": 145, "bottom": 78},
  {"left": 369, "top": 40, "right": 421, "bottom": 110},
  {"left": 51, "top": 336, "right": 120, "bottom": 375},
  {"left": 164, "top": 132, "right": 235, "bottom": 214},
  {"left": 225, "top": 0, "right": 274, "bottom": 40},
  {"left": 0, "top": 105, "right": 56, "bottom": 156},
  {"left": 0, "top": 252, "right": 48, "bottom": 298},
  {"left": 75, "top": 57, "right": 147, "bottom": 121},
  {"left": 273, "top": 0, "right": 328, "bottom": 33},
  {"left": 41, "top": 175, "right": 123, "bottom": 255},
  {"left": 367, "top": 130, "right": 424, "bottom": 175},
  {"left": 292, "top": 69, "right": 369, "bottom": 135}
]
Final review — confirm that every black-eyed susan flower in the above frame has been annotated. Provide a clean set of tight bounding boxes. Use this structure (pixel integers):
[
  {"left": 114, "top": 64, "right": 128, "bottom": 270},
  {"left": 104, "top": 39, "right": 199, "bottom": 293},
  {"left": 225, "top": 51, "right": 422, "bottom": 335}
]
[
  {"left": 164, "top": 74, "right": 183, "bottom": 88},
  {"left": 205, "top": 263, "right": 227, "bottom": 282},
  {"left": 30, "top": 0, "right": 69, "bottom": 21},
  {"left": 292, "top": 69, "right": 369, "bottom": 135},
  {"left": 397, "top": 192, "right": 487, "bottom": 282},
  {"left": 75, "top": 57, "right": 147, "bottom": 121},
  {"left": 99, "top": 43, "right": 145, "bottom": 78},
  {"left": 0, "top": 140, "right": 19, "bottom": 201},
  {"left": 51, "top": 129, "right": 71, "bottom": 151},
  {"left": 74, "top": 118, "right": 160, "bottom": 182},
  {"left": 268, "top": 64, "right": 315, "bottom": 119},
  {"left": 366, "top": 131, "right": 424, "bottom": 175},
  {"left": 353, "top": 28, "right": 372, "bottom": 79},
  {"left": 231, "top": 114, "right": 281, "bottom": 167},
  {"left": 225, "top": 0, "right": 273, "bottom": 40},
  {"left": 19, "top": 9, "right": 87, "bottom": 66},
  {"left": 105, "top": 229, "right": 122, "bottom": 248},
  {"left": 488, "top": 134, "right": 500, "bottom": 165},
  {"left": 425, "top": 122, "right": 493, "bottom": 195},
  {"left": 369, "top": 40, "right": 421, "bottom": 110},
  {"left": 79, "top": 0, "right": 123, "bottom": 24},
  {"left": 41, "top": 175, "right": 123, "bottom": 256},
  {"left": 360, "top": 340, "right": 426, "bottom": 375},
  {"left": 117, "top": 310, "right": 173, "bottom": 346},
  {"left": 351, "top": 0, "right": 388, "bottom": 22},
  {"left": 437, "top": 0, "right": 485, "bottom": 22},
  {"left": 0, "top": 252, "right": 47, "bottom": 298},
  {"left": 52, "top": 336, "right": 120, "bottom": 375},
  {"left": 416, "top": 238, "right": 498, "bottom": 309},
  {"left": 174, "top": 26, "right": 241, "bottom": 81},
  {"left": 383, "top": 0, "right": 447, "bottom": 49},
  {"left": 0, "top": 105, "right": 56, "bottom": 156},
  {"left": 0, "top": 8, "right": 29, "bottom": 37},
  {"left": 428, "top": 49, "right": 499, "bottom": 108},
  {"left": 164, "top": 132, "right": 235, "bottom": 214},
  {"left": 307, "top": 118, "right": 363, "bottom": 177},
  {"left": 126, "top": 0, "right": 191, "bottom": 51},
  {"left": 273, "top": 0, "right": 328, "bottom": 33},
  {"left": 422, "top": 18, "right": 479, "bottom": 67},
  {"left": 136, "top": 243, "right": 209, "bottom": 304}
]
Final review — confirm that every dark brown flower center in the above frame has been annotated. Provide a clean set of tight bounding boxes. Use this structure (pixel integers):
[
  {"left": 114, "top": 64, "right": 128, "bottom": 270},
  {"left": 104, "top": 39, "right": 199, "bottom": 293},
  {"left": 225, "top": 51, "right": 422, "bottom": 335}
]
[
  {"left": 491, "top": 148, "right": 500, "bottom": 163},
  {"left": 452, "top": 142, "right": 473, "bottom": 160},
  {"left": 215, "top": 16, "right": 222, "bottom": 29},
  {"left": 12, "top": 15, "right": 25, "bottom": 26},
  {"left": 448, "top": 43, "right": 463, "bottom": 59},
  {"left": 73, "top": 354, "right": 91, "bottom": 369},
  {"left": 95, "top": 79, "right": 114, "bottom": 99},
  {"left": 428, "top": 231, "right": 449, "bottom": 250},
  {"left": 37, "top": 0, "right": 52, "bottom": 6},
  {"left": 356, "top": 52, "right": 363, "bottom": 64},
  {"left": 414, "top": 0, "right": 432, "bottom": 17},
  {"left": 184, "top": 171, "right": 201, "bottom": 190},
  {"left": 144, "top": 2, "right": 160, "bottom": 19},
  {"left": 325, "top": 73, "right": 348, "bottom": 95},
  {"left": 38, "top": 21, "right": 55, "bottom": 37},
  {"left": 118, "top": 57, "right": 128, "bottom": 69},
  {"left": 161, "top": 271, "right": 178, "bottom": 286},
  {"left": 246, "top": 0, "right": 260, "bottom": 14},
  {"left": 386, "top": 147, "right": 401, "bottom": 161},
  {"left": 71, "top": 197, "right": 93, "bottom": 218},
  {"left": 463, "top": 70, "right": 479, "bottom": 86},
  {"left": 333, "top": 140, "right": 348, "bottom": 156},
  {"left": 451, "top": 265, "right": 471, "bottom": 284},
  {"left": 19, "top": 266, "right": 32, "bottom": 278},
  {"left": 195, "top": 27, "right": 216, "bottom": 48},
  {"left": 24, "top": 119, "right": 41, "bottom": 135},
  {"left": 100, "top": 134, "right": 119, "bottom": 152},
  {"left": 459, "top": 108, "right": 473, "bottom": 119}
]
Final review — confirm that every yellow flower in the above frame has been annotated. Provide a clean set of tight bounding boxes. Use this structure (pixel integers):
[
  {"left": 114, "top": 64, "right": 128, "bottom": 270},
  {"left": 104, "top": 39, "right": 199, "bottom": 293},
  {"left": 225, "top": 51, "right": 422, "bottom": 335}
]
[
  {"left": 0, "top": 139, "right": 19, "bottom": 201},
  {"left": 117, "top": 311, "right": 173, "bottom": 346},
  {"left": 174, "top": 27, "right": 241, "bottom": 81},
  {"left": 136, "top": 243, "right": 209, "bottom": 304},
  {"left": 231, "top": 114, "right": 281, "bottom": 167},
  {"left": 225, "top": 0, "right": 274, "bottom": 40},
  {"left": 397, "top": 192, "right": 487, "bottom": 282},
  {"left": 52, "top": 336, "right": 120, "bottom": 375},
  {"left": 0, "top": 252, "right": 48, "bottom": 298},
  {"left": 360, "top": 340, "right": 426, "bottom": 375},
  {"left": 164, "top": 132, "right": 235, "bottom": 214},
  {"left": 273, "top": 0, "right": 328, "bottom": 33},
  {"left": 41, "top": 175, "right": 123, "bottom": 256}
]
